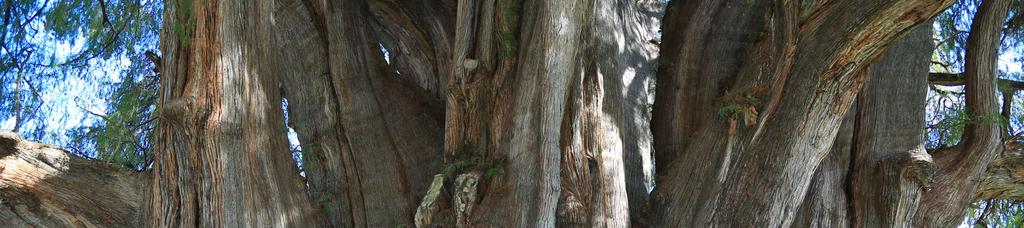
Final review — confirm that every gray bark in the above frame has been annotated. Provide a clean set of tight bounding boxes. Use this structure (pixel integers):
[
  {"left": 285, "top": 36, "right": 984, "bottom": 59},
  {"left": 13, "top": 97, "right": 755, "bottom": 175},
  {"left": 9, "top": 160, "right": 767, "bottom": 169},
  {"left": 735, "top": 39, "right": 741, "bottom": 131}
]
[
  {"left": 647, "top": 0, "right": 952, "bottom": 227},
  {"left": 794, "top": 24, "right": 934, "bottom": 228},
  {"left": 794, "top": 108, "right": 854, "bottom": 228},
  {"left": 916, "top": 0, "right": 1012, "bottom": 226},
  {"left": 845, "top": 25, "right": 935, "bottom": 228},
  {"left": 0, "top": 131, "right": 144, "bottom": 227},
  {"left": 273, "top": 0, "right": 445, "bottom": 226},
  {"left": 19, "top": 1, "right": 1024, "bottom": 228}
]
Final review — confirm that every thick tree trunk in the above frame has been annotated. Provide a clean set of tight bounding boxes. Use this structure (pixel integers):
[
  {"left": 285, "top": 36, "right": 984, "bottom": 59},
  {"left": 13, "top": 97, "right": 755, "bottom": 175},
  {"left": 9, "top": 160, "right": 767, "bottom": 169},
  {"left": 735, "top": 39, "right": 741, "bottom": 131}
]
[
  {"left": 146, "top": 0, "right": 316, "bottom": 226},
  {"left": 794, "top": 24, "right": 934, "bottom": 228},
  {"left": 273, "top": 0, "right": 445, "bottom": 227},
  {"left": 794, "top": 108, "right": 855, "bottom": 228},
  {"left": 647, "top": 0, "right": 952, "bottom": 227},
  {"left": 388, "top": 0, "right": 662, "bottom": 226},
  {"left": 23, "top": 0, "right": 1024, "bottom": 227},
  {"left": 848, "top": 25, "right": 934, "bottom": 228}
]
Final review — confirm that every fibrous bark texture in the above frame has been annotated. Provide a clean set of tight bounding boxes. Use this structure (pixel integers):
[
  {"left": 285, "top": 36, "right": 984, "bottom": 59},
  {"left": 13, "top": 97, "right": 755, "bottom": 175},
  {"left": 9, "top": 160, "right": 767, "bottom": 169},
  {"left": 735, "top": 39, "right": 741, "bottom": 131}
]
[
  {"left": 916, "top": 0, "right": 1012, "bottom": 226},
  {"left": 977, "top": 142, "right": 1024, "bottom": 201},
  {"left": 272, "top": 0, "right": 445, "bottom": 227},
  {"left": 648, "top": 0, "right": 952, "bottom": 227},
  {"left": 398, "top": 0, "right": 662, "bottom": 227},
  {"left": 21, "top": 0, "right": 1024, "bottom": 227},
  {"left": 848, "top": 25, "right": 934, "bottom": 228},
  {"left": 147, "top": 0, "right": 316, "bottom": 226},
  {"left": 794, "top": 24, "right": 934, "bottom": 228},
  {"left": 0, "top": 131, "right": 144, "bottom": 227},
  {"left": 794, "top": 108, "right": 855, "bottom": 228}
]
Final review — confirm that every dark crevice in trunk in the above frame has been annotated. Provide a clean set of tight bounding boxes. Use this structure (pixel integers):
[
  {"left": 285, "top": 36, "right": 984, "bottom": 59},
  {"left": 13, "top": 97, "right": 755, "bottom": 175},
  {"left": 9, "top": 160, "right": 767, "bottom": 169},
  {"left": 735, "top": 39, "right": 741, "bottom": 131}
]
[{"left": 845, "top": 102, "right": 860, "bottom": 228}]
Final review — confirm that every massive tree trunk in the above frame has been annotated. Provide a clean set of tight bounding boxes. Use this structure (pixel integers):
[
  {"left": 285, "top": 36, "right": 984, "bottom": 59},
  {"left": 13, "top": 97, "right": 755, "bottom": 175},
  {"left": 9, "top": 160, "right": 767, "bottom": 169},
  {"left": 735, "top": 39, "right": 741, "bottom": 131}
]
[
  {"left": 406, "top": 0, "right": 662, "bottom": 227},
  {"left": 795, "top": 24, "right": 934, "bottom": 228},
  {"left": 146, "top": 0, "right": 316, "bottom": 226},
  {"left": 12, "top": 0, "right": 1024, "bottom": 227},
  {"left": 647, "top": 0, "right": 952, "bottom": 227},
  {"left": 273, "top": 0, "right": 445, "bottom": 227}
]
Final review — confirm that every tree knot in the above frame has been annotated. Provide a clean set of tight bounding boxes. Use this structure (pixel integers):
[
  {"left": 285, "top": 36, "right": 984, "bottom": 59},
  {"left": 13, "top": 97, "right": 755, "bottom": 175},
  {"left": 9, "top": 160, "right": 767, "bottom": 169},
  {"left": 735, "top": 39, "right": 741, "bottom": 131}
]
[{"left": 899, "top": 146, "right": 937, "bottom": 191}]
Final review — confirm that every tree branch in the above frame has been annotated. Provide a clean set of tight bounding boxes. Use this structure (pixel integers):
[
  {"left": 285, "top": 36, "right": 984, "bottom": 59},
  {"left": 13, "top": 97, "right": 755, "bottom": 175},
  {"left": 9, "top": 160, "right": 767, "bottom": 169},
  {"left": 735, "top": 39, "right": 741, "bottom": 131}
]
[
  {"left": 919, "top": 1, "right": 1011, "bottom": 226},
  {"left": 929, "top": 72, "right": 1024, "bottom": 92},
  {"left": 976, "top": 140, "right": 1024, "bottom": 200},
  {"left": 0, "top": 131, "right": 144, "bottom": 227},
  {"left": 97, "top": 0, "right": 113, "bottom": 28},
  {"left": 1006, "top": 13, "right": 1024, "bottom": 31}
]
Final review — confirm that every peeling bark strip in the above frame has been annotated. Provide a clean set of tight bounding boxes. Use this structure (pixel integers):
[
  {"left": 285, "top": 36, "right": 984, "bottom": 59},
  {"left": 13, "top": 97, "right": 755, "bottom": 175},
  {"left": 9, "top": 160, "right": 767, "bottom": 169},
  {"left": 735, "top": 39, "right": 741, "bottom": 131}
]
[
  {"left": 917, "top": 0, "right": 1012, "bottom": 227},
  {"left": 648, "top": 0, "right": 952, "bottom": 227},
  {"left": 149, "top": 0, "right": 315, "bottom": 226},
  {"left": 0, "top": 131, "right": 144, "bottom": 227}
]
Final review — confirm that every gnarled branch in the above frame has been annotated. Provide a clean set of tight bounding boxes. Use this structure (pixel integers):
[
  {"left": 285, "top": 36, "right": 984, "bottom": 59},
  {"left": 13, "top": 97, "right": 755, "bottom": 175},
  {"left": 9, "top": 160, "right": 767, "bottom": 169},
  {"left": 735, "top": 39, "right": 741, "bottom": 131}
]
[{"left": 0, "top": 131, "right": 144, "bottom": 227}]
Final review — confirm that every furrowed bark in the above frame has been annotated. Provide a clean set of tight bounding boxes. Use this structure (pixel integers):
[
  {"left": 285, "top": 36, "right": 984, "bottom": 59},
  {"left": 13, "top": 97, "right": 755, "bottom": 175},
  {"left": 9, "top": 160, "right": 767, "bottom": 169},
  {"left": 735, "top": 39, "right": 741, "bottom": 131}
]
[
  {"left": 468, "top": 1, "right": 592, "bottom": 226},
  {"left": 977, "top": 142, "right": 1024, "bottom": 201},
  {"left": 648, "top": 0, "right": 952, "bottom": 226},
  {"left": 650, "top": 0, "right": 770, "bottom": 178},
  {"left": 917, "top": 0, "right": 1012, "bottom": 226},
  {"left": 848, "top": 25, "right": 934, "bottom": 227},
  {"left": 557, "top": 1, "right": 663, "bottom": 226},
  {"left": 369, "top": 0, "right": 456, "bottom": 100},
  {"left": 273, "top": 0, "right": 355, "bottom": 226},
  {"left": 148, "top": 0, "right": 315, "bottom": 226},
  {"left": 794, "top": 25, "right": 934, "bottom": 228},
  {"left": 437, "top": 0, "right": 510, "bottom": 226},
  {"left": 272, "top": 0, "right": 446, "bottom": 226},
  {"left": 425, "top": 1, "right": 661, "bottom": 226},
  {"left": 591, "top": 1, "right": 662, "bottom": 222},
  {"left": 794, "top": 109, "right": 854, "bottom": 228},
  {"left": 0, "top": 131, "right": 144, "bottom": 227}
]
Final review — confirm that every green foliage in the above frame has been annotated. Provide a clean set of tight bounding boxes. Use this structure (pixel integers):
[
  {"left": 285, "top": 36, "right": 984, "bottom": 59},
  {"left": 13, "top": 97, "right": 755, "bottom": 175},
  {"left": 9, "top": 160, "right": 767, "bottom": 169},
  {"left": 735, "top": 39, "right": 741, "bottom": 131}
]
[
  {"left": 443, "top": 159, "right": 475, "bottom": 176},
  {"left": 173, "top": 0, "right": 197, "bottom": 46},
  {"left": 932, "top": 107, "right": 969, "bottom": 147},
  {"left": 483, "top": 165, "right": 503, "bottom": 179},
  {"left": 66, "top": 71, "right": 158, "bottom": 170},
  {"left": 967, "top": 200, "right": 1024, "bottom": 227},
  {"left": 1, "top": 0, "right": 162, "bottom": 147},
  {"left": 716, "top": 103, "right": 747, "bottom": 118}
]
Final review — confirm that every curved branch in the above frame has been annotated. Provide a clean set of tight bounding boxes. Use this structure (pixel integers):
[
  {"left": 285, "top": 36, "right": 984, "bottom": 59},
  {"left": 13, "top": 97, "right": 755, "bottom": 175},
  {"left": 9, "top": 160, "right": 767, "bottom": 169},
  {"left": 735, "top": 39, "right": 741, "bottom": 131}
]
[
  {"left": 918, "top": 0, "right": 1011, "bottom": 226},
  {"left": 0, "top": 131, "right": 144, "bottom": 227}
]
